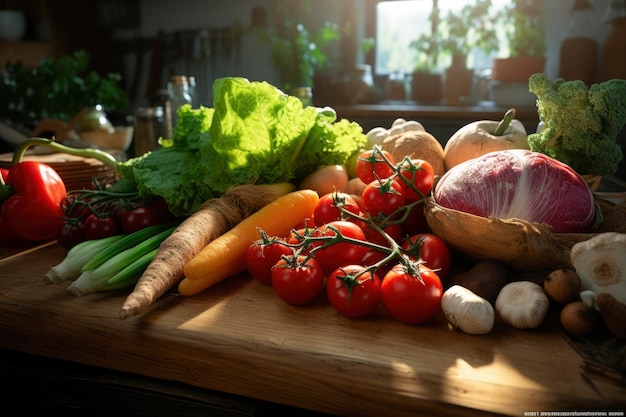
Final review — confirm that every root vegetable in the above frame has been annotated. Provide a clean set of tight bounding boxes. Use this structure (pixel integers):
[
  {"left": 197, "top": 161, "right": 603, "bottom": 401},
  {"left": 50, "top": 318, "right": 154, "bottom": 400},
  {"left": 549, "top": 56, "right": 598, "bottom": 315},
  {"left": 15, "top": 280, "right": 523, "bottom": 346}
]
[
  {"left": 118, "top": 182, "right": 296, "bottom": 320},
  {"left": 380, "top": 130, "right": 445, "bottom": 177},
  {"left": 178, "top": 188, "right": 320, "bottom": 297},
  {"left": 544, "top": 268, "right": 581, "bottom": 305},
  {"left": 446, "top": 259, "right": 515, "bottom": 305},
  {"left": 560, "top": 300, "right": 598, "bottom": 337},
  {"left": 299, "top": 164, "right": 349, "bottom": 196},
  {"left": 495, "top": 281, "right": 550, "bottom": 329}
]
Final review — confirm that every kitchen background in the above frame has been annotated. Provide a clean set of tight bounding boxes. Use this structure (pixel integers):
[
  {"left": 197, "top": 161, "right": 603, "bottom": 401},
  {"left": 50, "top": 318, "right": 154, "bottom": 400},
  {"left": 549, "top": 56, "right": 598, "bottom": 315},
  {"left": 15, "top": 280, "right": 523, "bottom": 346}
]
[
  {"left": 1, "top": 0, "right": 622, "bottom": 109},
  {"left": 1, "top": 0, "right": 625, "bottom": 180}
]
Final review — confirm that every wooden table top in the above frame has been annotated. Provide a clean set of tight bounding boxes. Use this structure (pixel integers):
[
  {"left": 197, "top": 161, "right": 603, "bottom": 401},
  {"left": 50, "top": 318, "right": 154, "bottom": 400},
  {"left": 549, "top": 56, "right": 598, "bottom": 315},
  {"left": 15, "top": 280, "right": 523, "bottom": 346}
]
[{"left": 0, "top": 241, "right": 624, "bottom": 416}]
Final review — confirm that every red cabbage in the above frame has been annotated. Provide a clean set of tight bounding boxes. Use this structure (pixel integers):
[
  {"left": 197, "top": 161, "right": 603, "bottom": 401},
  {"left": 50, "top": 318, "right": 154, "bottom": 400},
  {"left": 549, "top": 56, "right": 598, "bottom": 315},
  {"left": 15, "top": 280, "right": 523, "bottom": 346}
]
[{"left": 433, "top": 150, "right": 596, "bottom": 233}]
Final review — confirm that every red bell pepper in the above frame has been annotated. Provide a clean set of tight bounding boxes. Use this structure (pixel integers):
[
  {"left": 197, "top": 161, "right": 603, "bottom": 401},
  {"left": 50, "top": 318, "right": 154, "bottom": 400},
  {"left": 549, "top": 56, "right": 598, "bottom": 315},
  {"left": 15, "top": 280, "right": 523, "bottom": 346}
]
[
  {"left": 0, "top": 161, "right": 67, "bottom": 242},
  {"left": 0, "top": 138, "right": 120, "bottom": 243}
]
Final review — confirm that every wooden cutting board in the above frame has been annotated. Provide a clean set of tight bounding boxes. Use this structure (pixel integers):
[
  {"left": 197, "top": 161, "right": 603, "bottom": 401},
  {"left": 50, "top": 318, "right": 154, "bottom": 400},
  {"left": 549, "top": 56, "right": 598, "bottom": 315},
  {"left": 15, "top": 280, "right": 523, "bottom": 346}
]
[
  {"left": 0, "top": 151, "right": 116, "bottom": 190},
  {"left": 0, "top": 242, "right": 624, "bottom": 416}
]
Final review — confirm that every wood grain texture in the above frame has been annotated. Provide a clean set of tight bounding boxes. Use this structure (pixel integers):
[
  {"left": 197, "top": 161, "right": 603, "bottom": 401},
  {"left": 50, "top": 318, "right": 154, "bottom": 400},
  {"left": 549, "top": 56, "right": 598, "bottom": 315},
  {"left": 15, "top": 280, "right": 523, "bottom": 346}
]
[{"left": 0, "top": 243, "right": 624, "bottom": 417}]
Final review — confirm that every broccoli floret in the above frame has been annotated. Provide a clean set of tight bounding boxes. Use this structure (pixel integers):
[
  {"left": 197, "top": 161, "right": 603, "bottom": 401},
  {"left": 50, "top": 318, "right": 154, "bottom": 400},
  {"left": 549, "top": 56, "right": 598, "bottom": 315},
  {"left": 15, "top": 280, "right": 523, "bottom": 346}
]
[{"left": 527, "top": 73, "right": 626, "bottom": 176}]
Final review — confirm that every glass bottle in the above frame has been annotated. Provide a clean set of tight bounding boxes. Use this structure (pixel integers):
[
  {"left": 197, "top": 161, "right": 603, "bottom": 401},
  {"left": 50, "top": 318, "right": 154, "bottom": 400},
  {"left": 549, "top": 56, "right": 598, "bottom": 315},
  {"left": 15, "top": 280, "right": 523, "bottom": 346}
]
[
  {"left": 558, "top": 0, "right": 599, "bottom": 87},
  {"left": 187, "top": 75, "right": 198, "bottom": 107},
  {"left": 167, "top": 75, "right": 193, "bottom": 129},
  {"left": 602, "top": 0, "right": 626, "bottom": 80}
]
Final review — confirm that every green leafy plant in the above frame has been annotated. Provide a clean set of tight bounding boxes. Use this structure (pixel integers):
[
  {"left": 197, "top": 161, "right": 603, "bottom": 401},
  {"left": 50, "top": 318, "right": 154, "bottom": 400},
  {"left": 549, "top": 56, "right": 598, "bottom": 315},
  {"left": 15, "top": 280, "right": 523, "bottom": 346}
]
[
  {"left": 257, "top": 0, "right": 341, "bottom": 92},
  {"left": 0, "top": 50, "right": 128, "bottom": 128},
  {"left": 409, "top": 0, "right": 499, "bottom": 73},
  {"left": 439, "top": 0, "right": 499, "bottom": 59},
  {"left": 498, "top": 0, "right": 545, "bottom": 57}
]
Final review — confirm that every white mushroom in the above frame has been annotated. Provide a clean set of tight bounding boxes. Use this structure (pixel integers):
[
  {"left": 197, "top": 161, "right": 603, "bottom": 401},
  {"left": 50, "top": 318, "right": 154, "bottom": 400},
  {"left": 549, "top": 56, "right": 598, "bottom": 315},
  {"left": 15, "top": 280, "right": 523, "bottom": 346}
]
[
  {"left": 441, "top": 285, "right": 494, "bottom": 335},
  {"left": 495, "top": 281, "right": 550, "bottom": 329},
  {"left": 570, "top": 232, "right": 626, "bottom": 304}
]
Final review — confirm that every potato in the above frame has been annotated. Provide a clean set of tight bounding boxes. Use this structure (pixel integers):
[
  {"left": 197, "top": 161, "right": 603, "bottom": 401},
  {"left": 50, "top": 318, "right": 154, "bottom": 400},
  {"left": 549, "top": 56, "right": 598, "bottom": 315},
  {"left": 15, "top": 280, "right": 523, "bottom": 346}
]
[{"left": 380, "top": 130, "right": 445, "bottom": 176}]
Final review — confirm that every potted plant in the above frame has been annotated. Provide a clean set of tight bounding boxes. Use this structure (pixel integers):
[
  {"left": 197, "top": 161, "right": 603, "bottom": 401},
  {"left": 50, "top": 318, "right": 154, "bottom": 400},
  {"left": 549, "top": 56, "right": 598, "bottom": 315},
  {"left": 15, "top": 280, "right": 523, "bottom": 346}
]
[
  {"left": 437, "top": 0, "right": 499, "bottom": 105},
  {"left": 257, "top": 0, "right": 341, "bottom": 95},
  {"left": 408, "top": 7, "right": 444, "bottom": 104},
  {"left": 0, "top": 50, "right": 128, "bottom": 131},
  {"left": 491, "top": 0, "right": 546, "bottom": 83}
]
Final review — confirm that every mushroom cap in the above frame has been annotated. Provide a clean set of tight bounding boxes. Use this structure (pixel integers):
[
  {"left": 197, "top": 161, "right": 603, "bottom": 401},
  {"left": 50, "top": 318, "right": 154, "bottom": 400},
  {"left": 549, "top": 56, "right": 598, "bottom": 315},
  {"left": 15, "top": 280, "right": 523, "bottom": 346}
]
[{"left": 570, "top": 232, "right": 626, "bottom": 304}]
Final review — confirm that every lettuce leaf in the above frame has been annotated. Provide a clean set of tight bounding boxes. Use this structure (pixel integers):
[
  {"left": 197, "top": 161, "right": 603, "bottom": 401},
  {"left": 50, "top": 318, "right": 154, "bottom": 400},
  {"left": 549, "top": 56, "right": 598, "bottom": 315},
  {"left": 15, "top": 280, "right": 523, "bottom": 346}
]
[{"left": 113, "top": 77, "right": 367, "bottom": 216}]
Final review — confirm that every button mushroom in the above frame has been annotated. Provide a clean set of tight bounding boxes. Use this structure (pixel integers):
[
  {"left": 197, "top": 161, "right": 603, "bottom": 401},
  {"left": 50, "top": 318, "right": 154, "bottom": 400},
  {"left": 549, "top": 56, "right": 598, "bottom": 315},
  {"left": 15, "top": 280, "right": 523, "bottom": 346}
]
[{"left": 570, "top": 232, "right": 626, "bottom": 304}]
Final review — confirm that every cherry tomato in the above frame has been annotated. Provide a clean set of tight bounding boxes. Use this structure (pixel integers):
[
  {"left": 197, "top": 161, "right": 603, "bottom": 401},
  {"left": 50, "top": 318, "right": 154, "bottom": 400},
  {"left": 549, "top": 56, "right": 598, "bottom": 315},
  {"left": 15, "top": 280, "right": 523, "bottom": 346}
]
[
  {"left": 397, "top": 159, "right": 435, "bottom": 201},
  {"left": 401, "top": 202, "right": 429, "bottom": 236},
  {"left": 83, "top": 214, "right": 120, "bottom": 240},
  {"left": 361, "top": 250, "right": 396, "bottom": 278},
  {"left": 355, "top": 149, "right": 395, "bottom": 185},
  {"left": 401, "top": 233, "right": 452, "bottom": 280},
  {"left": 362, "top": 222, "right": 403, "bottom": 247},
  {"left": 361, "top": 178, "right": 406, "bottom": 217},
  {"left": 121, "top": 205, "right": 159, "bottom": 234},
  {"left": 381, "top": 264, "right": 443, "bottom": 324},
  {"left": 245, "top": 237, "right": 292, "bottom": 285},
  {"left": 148, "top": 196, "right": 174, "bottom": 222},
  {"left": 271, "top": 256, "right": 325, "bottom": 305},
  {"left": 310, "top": 220, "right": 368, "bottom": 274},
  {"left": 56, "top": 221, "right": 85, "bottom": 250},
  {"left": 327, "top": 265, "right": 382, "bottom": 318},
  {"left": 313, "top": 192, "right": 361, "bottom": 226}
]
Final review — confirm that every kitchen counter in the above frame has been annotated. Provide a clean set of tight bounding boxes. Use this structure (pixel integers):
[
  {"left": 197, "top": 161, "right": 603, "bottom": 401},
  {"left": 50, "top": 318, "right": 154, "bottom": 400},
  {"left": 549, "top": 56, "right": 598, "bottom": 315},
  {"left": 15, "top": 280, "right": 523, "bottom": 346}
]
[
  {"left": 331, "top": 102, "right": 541, "bottom": 145},
  {"left": 0, "top": 241, "right": 624, "bottom": 416}
]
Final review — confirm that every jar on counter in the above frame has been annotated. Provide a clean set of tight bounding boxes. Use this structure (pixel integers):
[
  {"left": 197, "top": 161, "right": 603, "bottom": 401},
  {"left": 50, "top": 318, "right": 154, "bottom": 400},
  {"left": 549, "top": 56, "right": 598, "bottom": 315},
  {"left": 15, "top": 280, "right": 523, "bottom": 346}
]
[
  {"left": 167, "top": 75, "right": 193, "bottom": 129},
  {"left": 133, "top": 106, "right": 165, "bottom": 157},
  {"left": 558, "top": 0, "right": 599, "bottom": 86}
]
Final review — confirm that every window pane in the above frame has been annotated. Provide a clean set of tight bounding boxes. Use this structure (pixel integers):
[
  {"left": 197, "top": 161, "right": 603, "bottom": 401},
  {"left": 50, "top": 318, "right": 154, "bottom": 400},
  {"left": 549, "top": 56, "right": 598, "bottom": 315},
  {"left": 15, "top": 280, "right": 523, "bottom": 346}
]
[{"left": 375, "top": 0, "right": 511, "bottom": 75}]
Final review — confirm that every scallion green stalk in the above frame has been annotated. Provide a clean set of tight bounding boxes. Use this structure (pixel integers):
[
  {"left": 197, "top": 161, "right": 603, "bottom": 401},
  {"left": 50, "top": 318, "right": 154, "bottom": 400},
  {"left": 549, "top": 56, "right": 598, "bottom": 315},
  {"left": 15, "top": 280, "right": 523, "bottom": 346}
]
[
  {"left": 44, "top": 235, "right": 126, "bottom": 284},
  {"left": 66, "top": 226, "right": 175, "bottom": 296}
]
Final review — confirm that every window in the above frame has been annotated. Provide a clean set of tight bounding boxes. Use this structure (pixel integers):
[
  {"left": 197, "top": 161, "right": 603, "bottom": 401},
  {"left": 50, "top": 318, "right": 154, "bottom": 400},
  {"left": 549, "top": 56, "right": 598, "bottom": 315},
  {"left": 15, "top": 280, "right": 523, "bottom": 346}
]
[{"left": 374, "top": 0, "right": 512, "bottom": 75}]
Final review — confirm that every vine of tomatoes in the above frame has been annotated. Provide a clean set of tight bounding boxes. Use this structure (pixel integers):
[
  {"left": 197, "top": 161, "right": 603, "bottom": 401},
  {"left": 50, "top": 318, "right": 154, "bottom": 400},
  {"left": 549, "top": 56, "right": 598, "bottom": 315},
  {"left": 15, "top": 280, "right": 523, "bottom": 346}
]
[
  {"left": 245, "top": 146, "right": 451, "bottom": 325},
  {"left": 56, "top": 187, "right": 173, "bottom": 249}
]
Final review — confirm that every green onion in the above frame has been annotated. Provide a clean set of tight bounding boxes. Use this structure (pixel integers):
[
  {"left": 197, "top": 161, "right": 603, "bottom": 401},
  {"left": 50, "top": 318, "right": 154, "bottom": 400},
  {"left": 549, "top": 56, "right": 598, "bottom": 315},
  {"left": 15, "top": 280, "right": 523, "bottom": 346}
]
[
  {"left": 44, "top": 234, "right": 126, "bottom": 284},
  {"left": 81, "top": 221, "right": 177, "bottom": 272},
  {"left": 106, "top": 248, "right": 158, "bottom": 286},
  {"left": 66, "top": 226, "right": 176, "bottom": 296}
]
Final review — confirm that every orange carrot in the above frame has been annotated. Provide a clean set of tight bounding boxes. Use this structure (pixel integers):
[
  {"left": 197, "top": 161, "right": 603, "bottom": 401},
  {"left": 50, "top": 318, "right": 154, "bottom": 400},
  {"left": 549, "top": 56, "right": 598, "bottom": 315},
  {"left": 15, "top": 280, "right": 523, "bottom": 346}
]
[
  {"left": 118, "top": 182, "right": 296, "bottom": 320},
  {"left": 178, "top": 189, "right": 319, "bottom": 296}
]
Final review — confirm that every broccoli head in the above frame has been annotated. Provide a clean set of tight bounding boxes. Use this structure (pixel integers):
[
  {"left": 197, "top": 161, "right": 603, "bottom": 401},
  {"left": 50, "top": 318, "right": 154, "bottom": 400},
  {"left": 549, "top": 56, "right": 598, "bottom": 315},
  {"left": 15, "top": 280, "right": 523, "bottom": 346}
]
[{"left": 527, "top": 73, "right": 626, "bottom": 176}]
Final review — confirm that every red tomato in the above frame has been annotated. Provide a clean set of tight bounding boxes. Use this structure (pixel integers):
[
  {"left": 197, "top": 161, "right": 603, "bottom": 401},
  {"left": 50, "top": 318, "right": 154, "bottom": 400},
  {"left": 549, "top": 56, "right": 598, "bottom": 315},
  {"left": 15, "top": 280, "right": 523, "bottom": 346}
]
[
  {"left": 401, "top": 233, "right": 451, "bottom": 279},
  {"left": 271, "top": 256, "right": 325, "bottom": 305},
  {"left": 83, "top": 214, "right": 120, "bottom": 240},
  {"left": 355, "top": 149, "right": 395, "bottom": 185},
  {"left": 121, "top": 205, "right": 159, "bottom": 234},
  {"left": 397, "top": 159, "right": 435, "bottom": 201},
  {"left": 148, "top": 196, "right": 174, "bottom": 222},
  {"left": 313, "top": 192, "right": 361, "bottom": 226},
  {"left": 361, "top": 250, "right": 396, "bottom": 278},
  {"left": 381, "top": 264, "right": 443, "bottom": 324},
  {"left": 245, "top": 237, "right": 292, "bottom": 285},
  {"left": 361, "top": 178, "right": 406, "bottom": 217},
  {"left": 310, "top": 221, "right": 369, "bottom": 274},
  {"left": 56, "top": 221, "right": 85, "bottom": 250},
  {"left": 327, "top": 265, "right": 382, "bottom": 318},
  {"left": 401, "top": 202, "right": 429, "bottom": 236},
  {"left": 362, "top": 222, "right": 403, "bottom": 247}
]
